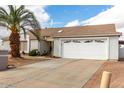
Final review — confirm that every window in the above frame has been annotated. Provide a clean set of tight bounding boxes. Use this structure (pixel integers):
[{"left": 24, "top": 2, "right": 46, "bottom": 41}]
[
  {"left": 64, "top": 40, "right": 71, "bottom": 43},
  {"left": 84, "top": 40, "right": 93, "bottom": 43},
  {"left": 95, "top": 40, "right": 104, "bottom": 43},
  {"left": 73, "top": 40, "right": 81, "bottom": 43}
]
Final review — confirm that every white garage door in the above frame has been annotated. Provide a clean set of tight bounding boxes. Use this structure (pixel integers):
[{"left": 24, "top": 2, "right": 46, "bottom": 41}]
[{"left": 62, "top": 39, "right": 108, "bottom": 60}]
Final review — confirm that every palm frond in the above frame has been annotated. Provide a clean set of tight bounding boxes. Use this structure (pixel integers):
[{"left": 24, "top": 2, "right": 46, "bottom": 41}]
[
  {"left": 0, "top": 5, "right": 42, "bottom": 41},
  {"left": 0, "top": 7, "right": 8, "bottom": 16},
  {"left": 16, "top": 5, "right": 25, "bottom": 16},
  {"left": 0, "top": 22, "right": 9, "bottom": 28},
  {"left": 20, "top": 26, "right": 27, "bottom": 39}
]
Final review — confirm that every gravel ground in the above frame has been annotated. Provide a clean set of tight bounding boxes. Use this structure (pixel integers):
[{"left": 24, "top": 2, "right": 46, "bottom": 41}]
[
  {"left": 83, "top": 61, "right": 124, "bottom": 88},
  {"left": 8, "top": 55, "right": 54, "bottom": 67}
]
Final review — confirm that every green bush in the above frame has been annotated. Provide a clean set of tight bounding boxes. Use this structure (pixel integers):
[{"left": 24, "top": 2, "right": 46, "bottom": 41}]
[{"left": 29, "top": 49, "right": 40, "bottom": 56}]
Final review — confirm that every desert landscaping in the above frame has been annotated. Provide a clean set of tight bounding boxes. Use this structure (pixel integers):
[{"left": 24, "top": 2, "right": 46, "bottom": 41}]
[{"left": 8, "top": 55, "right": 54, "bottom": 68}]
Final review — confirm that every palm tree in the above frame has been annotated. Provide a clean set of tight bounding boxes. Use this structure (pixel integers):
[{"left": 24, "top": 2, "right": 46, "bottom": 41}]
[{"left": 0, "top": 5, "right": 41, "bottom": 58}]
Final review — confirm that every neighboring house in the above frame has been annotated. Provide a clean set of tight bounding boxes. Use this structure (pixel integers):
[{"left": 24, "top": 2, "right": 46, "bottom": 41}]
[
  {"left": 1, "top": 32, "right": 50, "bottom": 54},
  {"left": 1, "top": 24, "right": 122, "bottom": 60},
  {"left": 1, "top": 33, "right": 29, "bottom": 53}
]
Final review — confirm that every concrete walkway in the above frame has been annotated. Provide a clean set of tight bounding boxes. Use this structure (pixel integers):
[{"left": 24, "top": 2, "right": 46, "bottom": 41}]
[{"left": 0, "top": 58, "right": 104, "bottom": 88}]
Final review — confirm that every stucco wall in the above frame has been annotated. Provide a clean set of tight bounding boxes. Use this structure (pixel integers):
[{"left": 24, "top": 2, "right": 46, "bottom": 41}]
[
  {"left": 20, "top": 34, "right": 29, "bottom": 53},
  {"left": 30, "top": 40, "right": 39, "bottom": 50},
  {"left": 53, "top": 38, "right": 61, "bottom": 57},
  {"left": 30, "top": 40, "right": 50, "bottom": 54},
  {"left": 108, "top": 36, "right": 119, "bottom": 60},
  {"left": 39, "top": 40, "right": 50, "bottom": 54}
]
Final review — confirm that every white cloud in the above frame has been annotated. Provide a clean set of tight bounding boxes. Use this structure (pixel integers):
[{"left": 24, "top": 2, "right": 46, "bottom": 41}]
[
  {"left": 26, "top": 5, "right": 50, "bottom": 27},
  {"left": 65, "top": 20, "right": 80, "bottom": 27},
  {"left": 0, "top": 5, "right": 50, "bottom": 37},
  {"left": 82, "top": 0, "right": 124, "bottom": 33},
  {"left": 65, "top": 0, "right": 124, "bottom": 29}
]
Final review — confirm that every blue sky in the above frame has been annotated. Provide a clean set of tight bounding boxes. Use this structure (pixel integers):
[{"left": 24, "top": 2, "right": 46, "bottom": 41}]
[
  {"left": 2, "top": 5, "right": 124, "bottom": 37},
  {"left": 44, "top": 5, "right": 112, "bottom": 28}
]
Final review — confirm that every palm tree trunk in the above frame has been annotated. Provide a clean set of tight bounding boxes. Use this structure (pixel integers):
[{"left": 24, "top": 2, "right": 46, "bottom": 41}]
[{"left": 9, "top": 32, "right": 21, "bottom": 57}]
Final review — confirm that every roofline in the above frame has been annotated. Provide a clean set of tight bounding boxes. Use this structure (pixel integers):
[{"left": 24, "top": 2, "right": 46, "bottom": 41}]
[{"left": 53, "top": 33, "right": 121, "bottom": 38}]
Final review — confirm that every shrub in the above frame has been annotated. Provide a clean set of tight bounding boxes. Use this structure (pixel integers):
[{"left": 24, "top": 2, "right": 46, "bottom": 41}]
[{"left": 29, "top": 49, "right": 40, "bottom": 56}]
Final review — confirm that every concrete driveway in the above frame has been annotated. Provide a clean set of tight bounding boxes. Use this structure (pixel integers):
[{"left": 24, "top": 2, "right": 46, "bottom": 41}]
[{"left": 0, "top": 58, "right": 104, "bottom": 88}]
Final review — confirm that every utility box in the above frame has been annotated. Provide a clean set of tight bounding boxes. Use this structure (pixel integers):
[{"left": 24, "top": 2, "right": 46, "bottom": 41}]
[{"left": 0, "top": 50, "right": 8, "bottom": 70}]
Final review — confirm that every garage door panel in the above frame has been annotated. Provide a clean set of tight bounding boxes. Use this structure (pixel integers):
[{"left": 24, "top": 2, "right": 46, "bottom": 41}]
[{"left": 62, "top": 39, "right": 108, "bottom": 60}]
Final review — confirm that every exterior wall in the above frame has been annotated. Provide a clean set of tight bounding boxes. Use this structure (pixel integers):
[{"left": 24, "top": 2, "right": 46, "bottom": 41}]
[
  {"left": 109, "top": 36, "right": 119, "bottom": 60},
  {"left": 53, "top": 36, "right": 119, "bottom": 60},
  {"left": 39, "top": 40, "right": 50, "bottom": 54},
  {"left": 1, "top": 41, "right": 10, "bottom": 51},
  {"left": 30, "top": 40, "right": 39, "bottom": 51},
  {"left": 53, "top": 38, "right": 61, "bottom": 57},
  {"left": 30, "top": 40, "right": 50, "bottom": 54},
  {"left": 20, "top": 41, "right": 27, "bottom": 52},
  {"left": 20, "top": 34, "right": 29, "bottom": 53},
  {"left": 45, "top": 36, "right": 54, "bottom": 41}
]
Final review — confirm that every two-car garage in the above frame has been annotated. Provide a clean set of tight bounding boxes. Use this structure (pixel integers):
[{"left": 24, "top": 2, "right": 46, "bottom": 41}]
[
  {"left": 53, "top": 24, "right": 121, "bottom": 60},
  {"left": 54, "top": 36, "right": 119, "bottom": 60},
  {"left": 62, "top": 38, "right": 108, "bottom": 60}
]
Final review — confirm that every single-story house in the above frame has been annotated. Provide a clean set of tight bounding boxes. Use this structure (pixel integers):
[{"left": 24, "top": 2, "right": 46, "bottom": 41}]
[{"left": 1, "top": 24, "right": 122, "bottom": 60}]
